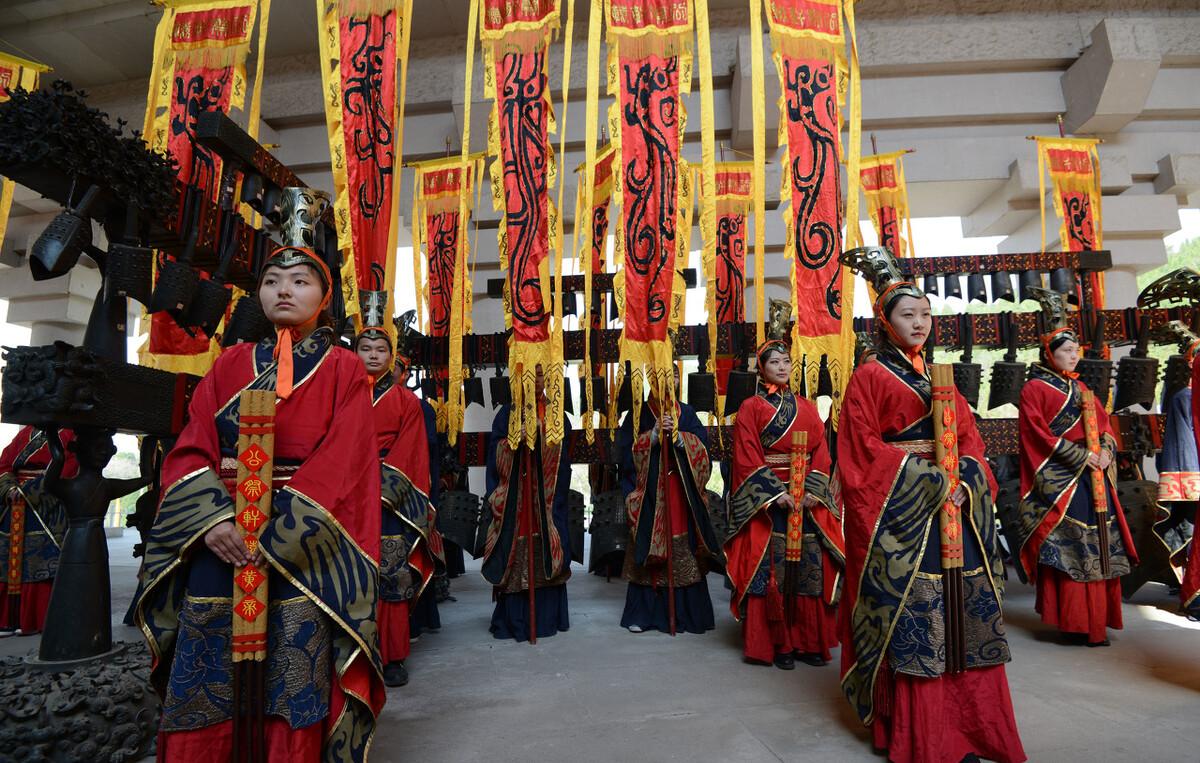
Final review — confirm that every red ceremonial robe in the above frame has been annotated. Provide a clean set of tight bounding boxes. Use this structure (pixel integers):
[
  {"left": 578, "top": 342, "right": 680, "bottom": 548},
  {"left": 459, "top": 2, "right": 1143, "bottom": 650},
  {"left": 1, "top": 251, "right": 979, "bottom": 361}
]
[
  {"left": 838, "top": 347, "right": 1025, "bottom": 763},
  {"left": 727, "top": 388, "right": 843, "bottom": 662},
  {"left": 371, "top": 375, "right": 439, "bottom": 664},
  {"left": 1185, "top": 356, "right": 1200, "bottom": 617},
  {"left": 134, "top": 328, "right": 385, "bottom": 763},
  {"left": 0, "top": 426, "right": 77, "bottom": 633},
  {"left": 1016, "top": 364, "right": 1135, "bottom": 642}
]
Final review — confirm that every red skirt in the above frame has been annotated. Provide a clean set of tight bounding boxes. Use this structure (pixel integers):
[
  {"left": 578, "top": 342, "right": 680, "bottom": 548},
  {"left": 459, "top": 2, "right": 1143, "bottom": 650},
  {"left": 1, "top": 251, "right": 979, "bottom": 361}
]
[
  {"left": 0, "top": 580, "right": 52, "bottom": 633},
  {"left": 158, "top": 718, "right": 323, "bottom": 763},
  {"left": 1035, "top": 564, "right": 1122, "bottom": 643},
  {"left": 377, "top": 599, "right": 411, "bottom": 664},
  {"left": 742, "top": 593, "right": 838, "bottom": 662},
  {"left": 871, "top": 666, "right": 1026, "bottom": 763}
]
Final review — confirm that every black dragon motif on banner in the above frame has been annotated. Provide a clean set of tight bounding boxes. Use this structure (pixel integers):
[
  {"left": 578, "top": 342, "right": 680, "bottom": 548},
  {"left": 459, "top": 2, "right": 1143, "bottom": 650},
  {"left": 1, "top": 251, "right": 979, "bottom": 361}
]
[
  {"left": 715, "top": 213, "right": 745, "bottom": 324},
  {"left": 428, "top": 211, "right": 459, "bottom": 336},
  {"left": 171, "top": 70, "right": 229, "bottom": 193},
  {"left": 591, "top": 202, "right": 610, "bottom": 274},
  {"left": 343, "top": 12, "right": 395, "bottom": 223},
  {"left": 1062, "top": 193, "right": 1095, "bottom": 251},
  {"left": 622, "top": 55, "right": 679, "bottom": 331},
  {"left": 783, "top": 58, "right": 842, "bottom": 321},
  {"left": 499, "top": 51, "right": 549, "bottom": 333}
]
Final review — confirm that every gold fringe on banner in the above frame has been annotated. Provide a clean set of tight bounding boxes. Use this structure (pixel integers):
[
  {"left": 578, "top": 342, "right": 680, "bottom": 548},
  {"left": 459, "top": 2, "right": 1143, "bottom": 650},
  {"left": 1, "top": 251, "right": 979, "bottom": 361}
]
[
  {"left": 749, "top": 0, "right": 767, "bottom": 347},
  {"left": 447, "top": 0, "right": 480, "bottom": 445},
  {"left": 580, "top": 0, "right": 605, "bottom": 445},
  {"left": 695, "top": 0, "right": 718, "bottom": 381}
]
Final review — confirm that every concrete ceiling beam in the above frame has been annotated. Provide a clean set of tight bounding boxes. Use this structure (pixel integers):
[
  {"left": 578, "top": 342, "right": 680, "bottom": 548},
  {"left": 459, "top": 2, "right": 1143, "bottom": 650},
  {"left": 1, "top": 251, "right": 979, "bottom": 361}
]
[
  {"left": 1061, "top": 19, "right": 1162, "bottom": 135},
  {"left": 1153, "top": 153, "right": 1200, "bottom": 205}
]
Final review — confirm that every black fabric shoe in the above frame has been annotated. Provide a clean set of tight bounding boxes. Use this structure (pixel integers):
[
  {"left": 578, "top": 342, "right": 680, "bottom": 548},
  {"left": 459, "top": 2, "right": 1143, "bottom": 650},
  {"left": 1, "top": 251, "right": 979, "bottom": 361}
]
[
  {"left": 794, "top": 652, "right": 828, "bottom": 667},
  {"left": 743, "top": 656, "right": 772, "bottom": 667},
  {"left": 773, "top": 652, "right": 796, "bottom": 670},
  {"left": 960, "top": 755, "right": 981, "bottom": 763},
  {"left": 1060, "top": 632, "right": 1088, "bottom": 646},
  {"left": 1085, "top": 639, "right": 1111, "bottom": 648},
  {"left": 383, "top": 661, "right": 409, "bottom": 687}
]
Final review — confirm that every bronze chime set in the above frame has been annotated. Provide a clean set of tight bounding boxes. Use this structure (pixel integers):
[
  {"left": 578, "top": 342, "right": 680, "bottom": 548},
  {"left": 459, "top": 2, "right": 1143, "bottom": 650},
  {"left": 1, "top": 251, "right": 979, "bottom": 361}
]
[{"left": 955, "top": 267, "right": 1200, "bottom": 417}]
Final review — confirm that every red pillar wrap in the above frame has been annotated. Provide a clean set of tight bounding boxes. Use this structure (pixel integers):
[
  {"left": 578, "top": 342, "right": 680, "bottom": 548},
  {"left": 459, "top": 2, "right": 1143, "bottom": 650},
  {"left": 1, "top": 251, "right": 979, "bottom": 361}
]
[
  {"left": 782, "top": 54, "right": 843, "bottom": 339},
  {"left": 618, "top": 53, "right": 681, "bottom": 345},
  {"left": 338, "top": 10, "right": 398, "bottom": 289}
]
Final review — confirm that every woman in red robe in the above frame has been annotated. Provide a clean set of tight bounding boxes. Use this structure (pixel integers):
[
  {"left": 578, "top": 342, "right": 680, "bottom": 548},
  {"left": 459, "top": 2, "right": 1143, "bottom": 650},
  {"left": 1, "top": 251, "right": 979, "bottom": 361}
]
[
  {"left": 1183, "top": 350, "right": 1200, "bottom": 618},
  {"left": 356, "top": 317, "right": 439, "bottom": 687},
  {"left": 727, "top": 338, "right": 842, "bottom": 668},
  {"left": 0, "top": 426, "right": 77, "bottom": 635},
  {"left": 134, "top": 189, "right": 384, "bottom": 762},
  {"left": 837, "top": 246, "right": 1025, "bottom": 763},
  {"left": 1017, "top": 288, "right": 1136, "bottom": 646}
]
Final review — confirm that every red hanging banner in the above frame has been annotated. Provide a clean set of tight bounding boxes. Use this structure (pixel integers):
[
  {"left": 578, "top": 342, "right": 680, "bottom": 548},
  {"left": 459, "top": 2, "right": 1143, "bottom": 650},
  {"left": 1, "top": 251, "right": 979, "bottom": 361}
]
[
  {"left": 765, "top": 0, "right": 860, "bottom": 423},
  {"left": 1036, "top": 137, "right": 1105, "bottom": 308},
  {"left": 713, "top": 163, "right": 753, "bottom": 326},
  {"left": 481, "top": 0, "right": 565, "bottom": 446},
  {"left": 318, "top": 0, "right": 412, "bottom": 324},
  {"left": 140, "top": 0, "right": 261, "bottom": 376},
  {"left": 608, "top": 0, "right": 693, "bottom": 416},
  {"left": 412, "top": 156, "right": 481, "bottom": 429}
]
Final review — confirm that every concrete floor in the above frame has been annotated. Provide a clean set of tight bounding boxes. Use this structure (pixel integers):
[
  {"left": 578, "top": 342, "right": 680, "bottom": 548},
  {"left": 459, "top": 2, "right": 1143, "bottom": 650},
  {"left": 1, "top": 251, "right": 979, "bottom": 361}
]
[{"left": 3, "top": 533, "right": 1198, "bottom": 762}]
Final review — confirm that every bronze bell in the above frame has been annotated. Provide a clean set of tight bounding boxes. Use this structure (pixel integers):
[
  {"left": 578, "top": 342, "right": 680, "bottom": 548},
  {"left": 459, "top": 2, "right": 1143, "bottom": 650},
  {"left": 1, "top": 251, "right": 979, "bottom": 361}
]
[
  {"left": 104, "top": 243, "right": 154, "bottom": 306},
  {"left": 966, "top": 272, "right": 988, "bottom": 302},
  {"left": 943, "top": 274, "right": 963, "bottom": 300},
  {"left": 581, "top": 375, "right": 607, "bottom": 413},
  {"left": 1161, "top": 354, "right": 1191, "bottom": 409},
  {"left": 1049, "top": 267, "right": 1075, "bottom": 297},
  {"left": 489, "top": 375, "right": 511, "bottom": 408},
  {"left": 463, "top": 374, "right": 485, "bottom": 408},
  {"left": 221, "top": 294, "right": 274, "bottom": 347},
  {"left": 923, "top": 273, "right": 939, "bottom": 297},
  {"left": 1112, "top": 309, "right": 1159, "bottom": 412},
  {"left": 987, "top": 312, "right": 1025, "bottom": 409},
  {"left": 953, "top": 315, "right": 981, "bottom": 409},
  {"left": 1018, "top": 271, "right": 1043, "bottom": 303},
  {"left": 30, "top": 185, "right": 101, "bottom": 281},
  {"left": 687, "top": 372, "right": 717, "bottom": 414},
  {"left": 723, "top": 370, "right": 758, "bottom": 417},
  {"left": 990, "top": 270, "right": 1015, "bottom": 302},
  {"left": 1073, "top": 358, "right": 1111, "bottom": 407}
]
